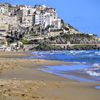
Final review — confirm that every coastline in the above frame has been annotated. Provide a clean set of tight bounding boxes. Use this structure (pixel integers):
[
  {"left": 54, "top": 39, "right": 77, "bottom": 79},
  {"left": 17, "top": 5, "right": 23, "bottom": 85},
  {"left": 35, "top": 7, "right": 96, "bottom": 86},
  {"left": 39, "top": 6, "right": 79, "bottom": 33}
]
[
  {"left": 0, "top": 52, "right": 100, "bottom": 100},
  {"left": 0, "top": 52, "right": 30, "bottom": 58}
]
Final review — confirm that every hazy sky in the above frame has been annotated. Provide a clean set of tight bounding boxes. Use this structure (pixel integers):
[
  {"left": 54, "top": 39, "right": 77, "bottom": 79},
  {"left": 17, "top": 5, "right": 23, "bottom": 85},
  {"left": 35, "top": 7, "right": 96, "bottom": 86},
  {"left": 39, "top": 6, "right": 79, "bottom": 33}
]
[{"left": 0, "top": 0, "right": 100, "bottom": 36}]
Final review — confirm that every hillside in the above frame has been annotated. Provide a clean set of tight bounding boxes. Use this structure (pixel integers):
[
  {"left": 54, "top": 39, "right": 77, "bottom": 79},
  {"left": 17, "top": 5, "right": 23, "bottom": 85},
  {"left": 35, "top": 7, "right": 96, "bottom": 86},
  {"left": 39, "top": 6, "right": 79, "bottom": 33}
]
[{"left": 0, "top": 3, "right": 100, "bottom": 51}]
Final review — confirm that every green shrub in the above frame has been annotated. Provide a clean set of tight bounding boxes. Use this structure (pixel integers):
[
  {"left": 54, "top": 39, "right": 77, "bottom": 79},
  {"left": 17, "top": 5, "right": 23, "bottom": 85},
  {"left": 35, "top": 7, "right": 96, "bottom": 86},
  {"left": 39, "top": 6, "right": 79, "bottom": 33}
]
[{"left": 21, "top": 39, "right": 29, "bottom": 44}]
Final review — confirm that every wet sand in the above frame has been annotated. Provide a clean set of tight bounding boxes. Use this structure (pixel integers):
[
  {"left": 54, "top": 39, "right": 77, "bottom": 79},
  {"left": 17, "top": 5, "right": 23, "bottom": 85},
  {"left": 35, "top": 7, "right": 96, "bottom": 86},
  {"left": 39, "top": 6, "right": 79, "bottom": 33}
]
[
  {"left": 0, "top": 52, "right": 29, "bottom": 58},
  {"left": 0, "top": 52, "right": 100, "bottom": 100}
]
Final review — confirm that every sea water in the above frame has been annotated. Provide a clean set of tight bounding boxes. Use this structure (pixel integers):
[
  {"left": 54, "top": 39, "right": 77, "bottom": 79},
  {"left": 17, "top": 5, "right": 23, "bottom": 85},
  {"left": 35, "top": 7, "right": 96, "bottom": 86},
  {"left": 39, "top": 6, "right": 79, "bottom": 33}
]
[{"left": 30, "top": 50, "right": 100, "bottom": 83}]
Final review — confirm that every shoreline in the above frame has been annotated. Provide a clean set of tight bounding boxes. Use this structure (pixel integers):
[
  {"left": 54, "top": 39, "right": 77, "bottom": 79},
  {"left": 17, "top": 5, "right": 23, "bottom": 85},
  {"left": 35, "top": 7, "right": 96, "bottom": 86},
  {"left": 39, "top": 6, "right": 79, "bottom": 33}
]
[
  {"left": 0, "top": 51, "right": 30, "bottom": 58},
  {"left": 0, "top": 52, "right": 100, "bottom": 100}
]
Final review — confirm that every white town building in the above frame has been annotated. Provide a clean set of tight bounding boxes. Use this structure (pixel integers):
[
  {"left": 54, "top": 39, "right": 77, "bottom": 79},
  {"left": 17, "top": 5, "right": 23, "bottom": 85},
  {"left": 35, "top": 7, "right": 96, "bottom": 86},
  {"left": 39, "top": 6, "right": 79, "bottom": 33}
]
[
  {"left": 21, "top": 15, "right": 33, "bottom": 27},
  {"left": 33, "top": 5, "right": 61, "bottom": 30},
  {"left": 20, "top": 6, "right": 36, "bottom": 16}
]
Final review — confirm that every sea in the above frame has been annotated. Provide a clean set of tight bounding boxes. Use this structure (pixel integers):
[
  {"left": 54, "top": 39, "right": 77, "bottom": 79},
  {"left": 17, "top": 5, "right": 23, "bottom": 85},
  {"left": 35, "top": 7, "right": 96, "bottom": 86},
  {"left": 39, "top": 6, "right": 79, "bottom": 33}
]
[{"left": 29, "top": 50, "right": 100, "bottom": 85}]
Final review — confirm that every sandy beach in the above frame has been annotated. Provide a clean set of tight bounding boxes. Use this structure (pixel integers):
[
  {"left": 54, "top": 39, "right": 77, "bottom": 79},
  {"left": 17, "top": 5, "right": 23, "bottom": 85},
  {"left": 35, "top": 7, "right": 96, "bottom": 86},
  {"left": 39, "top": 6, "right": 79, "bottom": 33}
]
[
  {"left": 0, "top": 52, "right": 100, "bottom": 100},
  {"left": 0, "top": 52, "right": 30, "bottom": 58}
]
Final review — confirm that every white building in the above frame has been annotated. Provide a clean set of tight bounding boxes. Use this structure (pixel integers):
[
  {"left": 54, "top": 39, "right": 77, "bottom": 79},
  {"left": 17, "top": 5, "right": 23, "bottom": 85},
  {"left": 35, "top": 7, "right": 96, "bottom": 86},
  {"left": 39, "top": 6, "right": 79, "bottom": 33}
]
[
  {"left": 0, "top": 14, "right": 9, "bottom": 31},
  {"left": 0, "top": 7, "right": 7, "bottom": 14},
  {"left": 33, "top": 6, "right": 61, "bottom": 30},
  {"left": 44, "top": 12, "right": 53, "bottom": 27},
  {"left": 52, "top": 18, "right": 61, "bottom": 29},
  {"left": 21, "top": 15, "right": 33, "bottom": 27},
  {"left": 34, "top": 11, "right": 45, "bottom": 25},
  {"left": 0, "top": 4, "right": 61, "bottom": 31},
  {"left": 19, "top": 6, "right": 36, "bottom": 27},
  {"left": 20, "top": 6, "right": 36, "bottom": 16},
  {"left": 0, "top": 14, "right": 19, "bottom": 32},
  {"left": 0, "top": 3, "right": 10, "bottom": 15}
]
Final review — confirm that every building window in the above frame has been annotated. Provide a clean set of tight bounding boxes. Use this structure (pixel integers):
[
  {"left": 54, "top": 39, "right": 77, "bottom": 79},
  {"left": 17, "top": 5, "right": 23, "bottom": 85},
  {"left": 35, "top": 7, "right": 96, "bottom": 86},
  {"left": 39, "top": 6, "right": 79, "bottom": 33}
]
[{"left": 28, "top": 10, "right": 30, "bottom": 15}]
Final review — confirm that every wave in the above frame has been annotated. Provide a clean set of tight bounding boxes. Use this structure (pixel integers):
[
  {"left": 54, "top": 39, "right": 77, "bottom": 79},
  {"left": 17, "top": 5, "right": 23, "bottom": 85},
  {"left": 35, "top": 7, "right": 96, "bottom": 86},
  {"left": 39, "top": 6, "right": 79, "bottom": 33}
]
[
  {"left": 86, "top": 71, "right": 100, "bottom": 77},
  {"left": 95, "top": 52, "right": 100, "bottom": 55},
  {"left": 92, "top": 63, "right": 100, "bottom": 67},
  {"left": 31, "top": 50, "right": 100, "bottom": 64},
  {"left": 96, "top": 86, "right": 100, "bottom": 90}
]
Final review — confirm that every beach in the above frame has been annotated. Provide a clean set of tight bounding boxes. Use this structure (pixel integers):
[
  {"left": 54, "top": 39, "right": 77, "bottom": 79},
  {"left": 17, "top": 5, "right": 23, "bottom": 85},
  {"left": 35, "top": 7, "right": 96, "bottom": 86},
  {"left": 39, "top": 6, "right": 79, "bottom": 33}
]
[
  {"left": 0, "top": 52, "right": 100, "bottom": 100},
  {"left": 0, "top": 52, "right": 30, "bottom": 58}
]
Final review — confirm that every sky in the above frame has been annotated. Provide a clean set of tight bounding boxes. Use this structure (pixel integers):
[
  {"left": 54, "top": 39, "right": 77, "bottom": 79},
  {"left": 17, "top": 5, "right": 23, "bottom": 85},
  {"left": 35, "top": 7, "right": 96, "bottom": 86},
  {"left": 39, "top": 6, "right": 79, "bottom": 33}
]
[{"left": 0, "top": 0, "right": 100, "bottom": 37}]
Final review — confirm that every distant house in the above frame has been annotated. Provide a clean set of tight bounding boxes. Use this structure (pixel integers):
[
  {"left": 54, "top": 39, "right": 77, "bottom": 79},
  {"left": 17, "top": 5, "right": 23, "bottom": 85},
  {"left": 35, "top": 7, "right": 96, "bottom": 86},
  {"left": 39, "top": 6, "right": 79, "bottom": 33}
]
[
  {"left": 0, "top": 23, "right": 8, "bottom": 46},
  {"left": 0, "top": 3, "right": 62, "bottom": 37}
]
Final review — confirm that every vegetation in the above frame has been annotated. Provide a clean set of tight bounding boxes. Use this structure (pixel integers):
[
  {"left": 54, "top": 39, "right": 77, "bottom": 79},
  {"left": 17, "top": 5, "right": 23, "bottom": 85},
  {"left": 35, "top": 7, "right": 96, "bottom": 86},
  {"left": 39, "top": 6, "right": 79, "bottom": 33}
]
[
  {"left": 21, "top": 39, "right": 29, "bottom": 45},
  {"left": 34, "top": 43, "right": 100, "bottom": 51},
  {"left": 47, "top": 33, "right": 98, "bottom": 44},
  {"left": 68, "top": 44, "right": 100, "bottom": 50},
  {"left": 35, "top": 43, "right": 62, "bottom": 51}
]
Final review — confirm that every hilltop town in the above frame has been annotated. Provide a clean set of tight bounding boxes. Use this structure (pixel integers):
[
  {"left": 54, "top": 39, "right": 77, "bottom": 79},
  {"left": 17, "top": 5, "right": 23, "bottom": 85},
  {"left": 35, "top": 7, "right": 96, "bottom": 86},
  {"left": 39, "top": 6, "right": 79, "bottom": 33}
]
[{"left": 0, "top": 3, "right": 100, "bottom": 51}]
